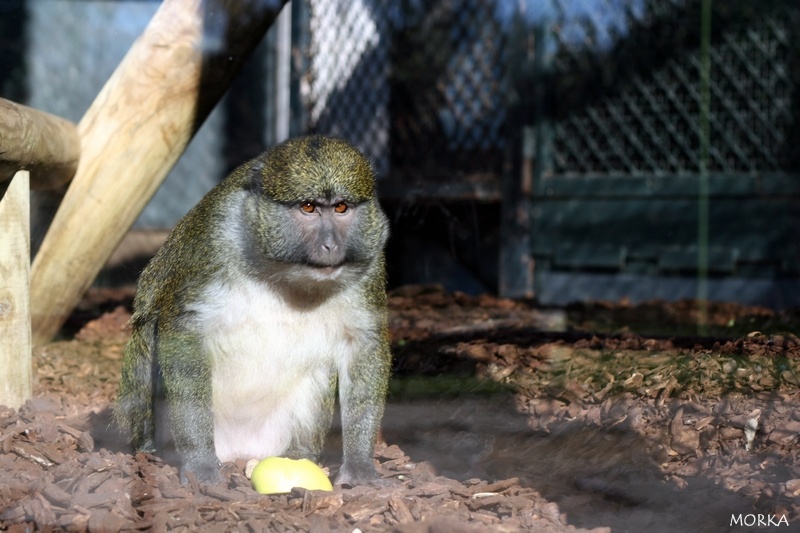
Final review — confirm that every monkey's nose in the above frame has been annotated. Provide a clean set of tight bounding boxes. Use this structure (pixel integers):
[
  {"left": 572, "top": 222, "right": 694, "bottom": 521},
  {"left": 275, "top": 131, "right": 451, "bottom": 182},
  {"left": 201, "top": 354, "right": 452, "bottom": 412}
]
[{"left": 316, "top": 239, "right": 345, "bottom": 266}]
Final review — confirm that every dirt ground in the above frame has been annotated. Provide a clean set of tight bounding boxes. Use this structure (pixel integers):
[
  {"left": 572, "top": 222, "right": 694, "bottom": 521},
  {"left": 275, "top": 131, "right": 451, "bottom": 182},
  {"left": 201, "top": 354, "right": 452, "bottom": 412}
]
[{"left": 1, "top": 284, "right": 799, "bottom": 532}]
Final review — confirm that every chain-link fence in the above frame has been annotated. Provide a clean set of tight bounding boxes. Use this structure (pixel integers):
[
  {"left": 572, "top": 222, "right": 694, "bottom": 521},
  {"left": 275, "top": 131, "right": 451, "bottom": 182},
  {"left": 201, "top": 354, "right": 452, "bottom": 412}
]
[
  {"left": 303, "top": 0, "right": 509, "bottom": 190},
  {"left": 301, "top": 0, "right": 799, "bottom": 182}
]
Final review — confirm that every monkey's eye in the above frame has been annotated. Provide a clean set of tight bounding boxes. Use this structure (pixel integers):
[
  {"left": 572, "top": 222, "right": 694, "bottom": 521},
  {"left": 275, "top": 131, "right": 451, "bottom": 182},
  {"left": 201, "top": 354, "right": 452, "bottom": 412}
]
[
  {"left": 334, "top": 202, "right": 348, "bottom": 214},
  {"left": 300, "top": 201, "right": 316, "bottom": 214}
]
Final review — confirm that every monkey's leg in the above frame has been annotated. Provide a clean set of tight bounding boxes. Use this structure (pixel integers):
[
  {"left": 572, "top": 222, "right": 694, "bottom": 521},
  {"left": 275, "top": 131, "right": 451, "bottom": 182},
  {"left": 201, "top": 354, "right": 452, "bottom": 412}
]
[
  {"left": 158, "top": 329, "right": 219, "bottom": 484},
  {"left": 335, "top": 343, "right": 391, "bottom": 486}
]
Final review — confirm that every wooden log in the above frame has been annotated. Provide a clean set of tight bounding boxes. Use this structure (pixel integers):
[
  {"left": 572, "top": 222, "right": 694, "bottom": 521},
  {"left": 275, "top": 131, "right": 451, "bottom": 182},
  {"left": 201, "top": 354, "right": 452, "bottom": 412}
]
[
  {"left": 30, "top": 0, "right": 288, "bottom": 345},
  {"left": 0, "top": 171, "right": 32, "bottom": 408},
  {"left": 0, "top": 98, "right": 80, "bottom": 190}
]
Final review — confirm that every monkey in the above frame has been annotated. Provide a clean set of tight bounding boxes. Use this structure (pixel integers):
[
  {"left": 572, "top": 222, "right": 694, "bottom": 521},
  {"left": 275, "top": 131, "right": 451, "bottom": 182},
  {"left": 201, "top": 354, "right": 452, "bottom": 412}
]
[{"left": 114, "top": 135, "right": 391, "bottom": 487}]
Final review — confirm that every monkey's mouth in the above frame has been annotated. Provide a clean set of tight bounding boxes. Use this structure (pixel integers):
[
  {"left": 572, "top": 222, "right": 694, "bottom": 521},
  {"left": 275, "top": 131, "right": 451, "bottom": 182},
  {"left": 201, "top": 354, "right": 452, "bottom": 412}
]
[{"left": 306, "top": 264, "right": 344, "bottom": 279}]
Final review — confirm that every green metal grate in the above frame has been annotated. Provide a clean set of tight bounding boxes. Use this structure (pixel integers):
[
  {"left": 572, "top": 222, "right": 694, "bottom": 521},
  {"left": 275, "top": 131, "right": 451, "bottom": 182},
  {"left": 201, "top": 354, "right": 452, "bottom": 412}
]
[{"left": 549, "top": 1, "right": 798, "bottom": 175}]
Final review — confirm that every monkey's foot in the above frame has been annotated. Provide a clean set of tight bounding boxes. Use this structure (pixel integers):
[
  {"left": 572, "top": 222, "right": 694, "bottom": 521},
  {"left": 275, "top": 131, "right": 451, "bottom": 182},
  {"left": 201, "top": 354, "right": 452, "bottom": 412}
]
[
  {"left": 180, "top": 457, "right": 222, "bottom": 485},
  {"left": 334, "top": 461, "right": 393, "bottom": 488}
]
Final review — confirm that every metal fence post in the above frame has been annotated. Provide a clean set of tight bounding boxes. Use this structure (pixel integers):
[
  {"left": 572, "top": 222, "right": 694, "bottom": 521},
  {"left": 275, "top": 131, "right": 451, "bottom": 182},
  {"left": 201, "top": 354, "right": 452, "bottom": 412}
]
[{"left": 500, "top": 22, "right": 552, "bottom": 299}]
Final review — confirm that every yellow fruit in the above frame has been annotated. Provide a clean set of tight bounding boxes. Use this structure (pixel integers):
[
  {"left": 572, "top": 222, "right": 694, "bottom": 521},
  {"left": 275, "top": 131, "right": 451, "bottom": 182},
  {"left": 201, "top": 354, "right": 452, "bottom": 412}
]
[{"left": 250, "top": 457, "right": 333, "bottom": 494}]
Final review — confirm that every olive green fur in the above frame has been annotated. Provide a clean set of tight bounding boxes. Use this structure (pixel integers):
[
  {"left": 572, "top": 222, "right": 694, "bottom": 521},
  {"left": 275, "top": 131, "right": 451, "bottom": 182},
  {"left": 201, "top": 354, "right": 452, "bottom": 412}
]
[
  {"left": 114, "top": 135, "right": 391, "bottom": 485},
  {"left": 259, "top": 135, "right": 376, "bottom": 203}
]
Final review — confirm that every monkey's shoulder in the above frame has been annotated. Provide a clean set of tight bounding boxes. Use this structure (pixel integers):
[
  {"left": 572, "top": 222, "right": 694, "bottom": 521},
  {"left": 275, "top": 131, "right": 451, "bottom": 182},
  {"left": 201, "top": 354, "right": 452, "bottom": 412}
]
[{"left": 131, "top": 194, "right": 246, "bottom": 316}]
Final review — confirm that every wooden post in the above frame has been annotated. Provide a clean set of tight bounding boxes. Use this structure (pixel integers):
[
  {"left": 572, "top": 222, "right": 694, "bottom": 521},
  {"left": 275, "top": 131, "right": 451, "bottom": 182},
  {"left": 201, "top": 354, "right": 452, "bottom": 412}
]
[
  {"left": 30, "top": 0, "right": 288, "bottom": 345},
  {"left": 0, "top": 171, "right": 31, "bottom": 408}
]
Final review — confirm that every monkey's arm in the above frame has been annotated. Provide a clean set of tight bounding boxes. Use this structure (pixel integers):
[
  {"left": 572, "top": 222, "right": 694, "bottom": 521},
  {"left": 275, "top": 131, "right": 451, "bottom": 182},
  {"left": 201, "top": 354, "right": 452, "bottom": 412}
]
[
  {"left": 335, "top": 331, "right": 391, "bottom": 486},
  {"left": 158, "top": 326, "right": 219, "bottom": 484}
]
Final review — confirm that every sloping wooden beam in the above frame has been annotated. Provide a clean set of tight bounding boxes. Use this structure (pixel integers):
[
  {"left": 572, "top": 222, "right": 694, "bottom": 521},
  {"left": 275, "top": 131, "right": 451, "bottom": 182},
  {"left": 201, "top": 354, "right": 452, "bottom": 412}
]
[
  {"left": 0, "top": 98, "right": 80, "bottom": 190},
  {"left": 30, "top": 0, "right": 288, "bottom": 345}
]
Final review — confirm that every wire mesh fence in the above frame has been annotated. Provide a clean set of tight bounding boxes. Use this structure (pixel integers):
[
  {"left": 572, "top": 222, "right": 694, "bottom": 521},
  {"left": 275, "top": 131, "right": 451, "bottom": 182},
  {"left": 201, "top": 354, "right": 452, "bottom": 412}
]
[
  {"left": 301, "top": 0, "right": 799, "bottom": 185},
  {"left": 304, "top": 0, "right": 509, "bottom": 188},
  {"left": 549, "top": 0, "right": 799, "bottom": 175}
]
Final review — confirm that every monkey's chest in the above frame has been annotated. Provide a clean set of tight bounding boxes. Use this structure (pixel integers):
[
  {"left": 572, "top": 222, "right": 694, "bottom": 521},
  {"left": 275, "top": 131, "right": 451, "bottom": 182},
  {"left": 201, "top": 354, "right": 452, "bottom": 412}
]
[{"left": 189, "top": 279, "right": 367, "bottom": 461}]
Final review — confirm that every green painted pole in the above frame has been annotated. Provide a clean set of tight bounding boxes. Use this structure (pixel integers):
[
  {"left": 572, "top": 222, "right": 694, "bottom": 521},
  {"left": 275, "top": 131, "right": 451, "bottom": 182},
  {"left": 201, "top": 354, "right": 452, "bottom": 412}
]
[{"left": 697, "top": 0, "right": 712, "bottom": 334}]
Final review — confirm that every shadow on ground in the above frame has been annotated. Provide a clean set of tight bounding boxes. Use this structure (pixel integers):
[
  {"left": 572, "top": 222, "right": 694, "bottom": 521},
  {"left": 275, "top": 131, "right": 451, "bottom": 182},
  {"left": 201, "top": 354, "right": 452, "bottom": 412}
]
[{"left": 379, "top": 393, "right": 757, "bottom": 533}]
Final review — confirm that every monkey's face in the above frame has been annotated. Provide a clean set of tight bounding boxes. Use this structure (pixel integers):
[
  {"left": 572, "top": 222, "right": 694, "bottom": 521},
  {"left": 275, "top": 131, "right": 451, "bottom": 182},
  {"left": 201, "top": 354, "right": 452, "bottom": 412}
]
[
  {"left": 273, "top": 195, "right": 377, "bottom": 274},
  {"left": 239, "top": 136, "right": 389, "bottom": 289}
]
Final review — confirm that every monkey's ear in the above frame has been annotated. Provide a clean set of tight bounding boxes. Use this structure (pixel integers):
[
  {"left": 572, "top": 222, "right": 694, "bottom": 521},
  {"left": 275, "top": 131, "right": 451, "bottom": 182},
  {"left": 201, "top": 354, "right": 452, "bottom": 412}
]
[{"left": 243, "top": 160, "right": 266, "bottom": 196}]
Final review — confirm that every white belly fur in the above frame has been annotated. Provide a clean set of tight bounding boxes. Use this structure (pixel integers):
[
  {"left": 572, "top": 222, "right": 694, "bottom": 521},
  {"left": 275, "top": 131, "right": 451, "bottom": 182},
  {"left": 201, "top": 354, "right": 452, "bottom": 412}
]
[{"left": 188, "top": 277, "right": 370, "bottom": 463}]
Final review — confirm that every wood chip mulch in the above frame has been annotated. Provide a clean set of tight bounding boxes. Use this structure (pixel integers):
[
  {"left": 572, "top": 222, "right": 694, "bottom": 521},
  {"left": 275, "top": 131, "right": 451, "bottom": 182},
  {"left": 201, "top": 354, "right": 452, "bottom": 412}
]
[{"left": 2, "top": 286, "right": 799, "bottom": 531}]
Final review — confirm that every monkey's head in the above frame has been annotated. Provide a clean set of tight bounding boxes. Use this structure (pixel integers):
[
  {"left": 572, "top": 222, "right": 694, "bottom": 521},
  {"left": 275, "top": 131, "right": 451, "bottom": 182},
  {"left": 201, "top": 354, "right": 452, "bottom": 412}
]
[{"left": 236, "top": 135, "right": 389, "bottom": 293}]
